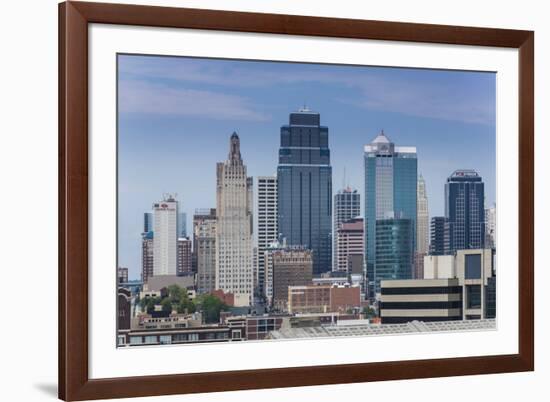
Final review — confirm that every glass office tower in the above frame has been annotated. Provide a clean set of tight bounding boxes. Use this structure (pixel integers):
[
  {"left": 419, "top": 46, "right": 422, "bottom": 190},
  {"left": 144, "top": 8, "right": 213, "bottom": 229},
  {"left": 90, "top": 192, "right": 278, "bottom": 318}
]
[
  {"left": 364, "top": 131, "right": 417, "bottom": 295},
  {"left": 277, "top": 108, "right": 332, "bottom": 275},
  {"left": 445, "top": 170, "right": 485, "bottom": 252},
  {"left": 375, "top": 218, "right": 414, "bottom": 284}
]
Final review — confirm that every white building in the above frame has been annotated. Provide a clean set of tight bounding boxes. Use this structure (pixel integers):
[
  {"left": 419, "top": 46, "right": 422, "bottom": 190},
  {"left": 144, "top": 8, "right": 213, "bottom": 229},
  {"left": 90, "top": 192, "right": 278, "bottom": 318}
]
[
  {"left": 415, "top": 175, "right": 429, "bottom": 278},
  {"left": 262, "top": 241, "right": 285, "bottom": 307},
  {"left": 485, "top": 204, "right": 496, "bottom": 249},
  {"left": 423, "top": 254, "right": 456, "bottom": 279},
  {"left": 215, "top": 133, "right": 254, "bottom": 306},
  {"left": 417, "top": 175, "right": 429, "bottom": 254},
  {"left": 423, "top": 249, "right": 496, "bottom": 320},
  {"left": 152, "top": 195, "right": 178, "bottom": 276},
  {"left": 256, "top": 176, "right": 278, "bottom": 299}
]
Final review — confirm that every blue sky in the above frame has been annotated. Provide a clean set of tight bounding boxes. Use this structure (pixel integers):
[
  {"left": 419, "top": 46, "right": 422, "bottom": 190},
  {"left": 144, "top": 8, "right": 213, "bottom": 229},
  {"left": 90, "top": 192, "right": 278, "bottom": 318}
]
[{"left": 118, "top": 54, "right": 496, "bottom": 280}]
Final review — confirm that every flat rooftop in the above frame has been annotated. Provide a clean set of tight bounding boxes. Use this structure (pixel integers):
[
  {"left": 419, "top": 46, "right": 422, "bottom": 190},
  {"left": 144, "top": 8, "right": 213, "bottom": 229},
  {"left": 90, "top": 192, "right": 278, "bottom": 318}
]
[{"left": 267, "top": 319, "right": 496, "bottom": 339}]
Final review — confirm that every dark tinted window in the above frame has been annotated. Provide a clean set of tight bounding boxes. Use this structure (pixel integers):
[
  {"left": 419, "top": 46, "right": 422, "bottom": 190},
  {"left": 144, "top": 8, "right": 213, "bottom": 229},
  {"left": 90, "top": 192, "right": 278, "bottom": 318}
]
[{"left": 465, "top": 254, "right": 481, "bottom": 279}]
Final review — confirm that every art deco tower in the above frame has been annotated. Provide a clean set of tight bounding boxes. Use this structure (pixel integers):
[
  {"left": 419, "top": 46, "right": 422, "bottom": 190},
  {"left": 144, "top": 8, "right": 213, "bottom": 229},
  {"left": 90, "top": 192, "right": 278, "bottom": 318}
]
[
  {"left": 415, "top": 175, "right": 429, "bottom": 278},
  {"left": 277, "top": 108, "right": 332, "bottom": 275},
  {"left": 215, "top": 133, "right": 254, "bottom": 306}
]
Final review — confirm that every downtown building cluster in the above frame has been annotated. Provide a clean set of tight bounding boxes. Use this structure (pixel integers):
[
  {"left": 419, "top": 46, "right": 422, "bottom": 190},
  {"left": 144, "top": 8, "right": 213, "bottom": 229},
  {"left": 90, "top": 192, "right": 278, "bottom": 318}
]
[{"left": 117, "top": 107, "right": 497, "bottom": 347}]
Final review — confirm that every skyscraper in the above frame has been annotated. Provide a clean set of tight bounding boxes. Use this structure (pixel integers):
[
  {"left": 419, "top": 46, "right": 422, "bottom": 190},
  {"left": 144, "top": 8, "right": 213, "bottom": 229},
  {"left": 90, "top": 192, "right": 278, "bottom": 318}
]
[
  {"left": 141, "top": 230, "right": 154, "bottom": 283},
  {"left": 215, "top": 133, "right": 254, "bottom": 306},
  {"left": 256, "top": 176, "right": 278, "bottom": 298},
  {"left": 176, "top": 237, "right": 192, "bottom": 276},
  {"left": 117, "top": 267, "right": 129, "bottom": 284},
  {"left": 271, "top": 247, "right": 313, "bottom": 312},
  {"left": 177, "top": 212, "right": 187, "bottom": 238},
  {"left": 277, "top": 108, "right": 332, "bottom": 275},
  {"left": 415, "top": 175, "right": 429, "bottom": 278},
  {"left": 333, "top": 187, "right": 360, "bottom": 271},
  {"left": 194, "top": 208, "right": 217, "bottom": 294},
  {"left": 445, "top": 170, "right": 485, "bottom": 252},
  {"left": 429, "top": 216, "right": 447, "bottom": 256},
  {"left": 375, "top": 218, "right": 414, "bottom": 288},
  {"left": 143, "top": 212, "right": 153, "bottom": 233},
  {"left": 364, "top": 131, "right": 417, "bottom": 295},
  {"left": 485, "top": 203, "right": 496, "bottom": 249},
  {"left": 335, "top": 217, "right": 364, "bottom": 273},
  {"left": 152, "top": 195, "right": 178, "bottom": 276}
]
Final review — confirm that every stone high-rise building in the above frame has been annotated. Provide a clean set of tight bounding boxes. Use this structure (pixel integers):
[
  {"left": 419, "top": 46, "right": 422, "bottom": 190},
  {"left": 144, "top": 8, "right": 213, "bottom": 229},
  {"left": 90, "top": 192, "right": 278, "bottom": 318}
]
[
  {"left": 333, "top": 188, "right": 360, "bottom": 271},
  {"left": 415, "top": 174, "right": 429, "bottom": 278},
  {"left": 485, "top": 204, "right": 496, "bottom": 249},
  {"left": 117, "top": 267, "right": 129, "bottom": 284},
  {"left": 256, "top": 176, "right": 278, "bottom": 298},
  {"left": 335, "top": 217, "right": 364, "bottom": 273},
  {"left": 271, "top": 247, "right": 313, "bottom": 312},
  {"left": 152, "top": 195, "right": 178, "bottom": 276},
  {"left": 176, "top": 237, "right": 192, "bottom": 276},
  {"left": 194, "top": 209, "right": 217, "bottom": 294},
  {"left": 141, "top": 231, "right": 154, "bottom": 283},
  {"left": 215, "top": 133, "right": 254, "bottom": 306}
]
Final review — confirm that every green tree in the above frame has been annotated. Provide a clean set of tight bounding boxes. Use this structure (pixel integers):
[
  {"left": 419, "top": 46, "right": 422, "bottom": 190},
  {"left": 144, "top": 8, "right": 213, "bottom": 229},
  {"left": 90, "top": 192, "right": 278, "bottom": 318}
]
[
  {"left": 194, "top": 294, "right": 228, "bottom": 323},
  {"left": 161, "top": 297, "right": 173, "bottom": 312},
  {"left": 139, "top": 296, "right": 162, "bottom": 314},
  {"left": 362, "top": 306, "right": 377, "bottom": 319},
  {"left": 166, "top": 284, "right": 188, "bottom": 304}
]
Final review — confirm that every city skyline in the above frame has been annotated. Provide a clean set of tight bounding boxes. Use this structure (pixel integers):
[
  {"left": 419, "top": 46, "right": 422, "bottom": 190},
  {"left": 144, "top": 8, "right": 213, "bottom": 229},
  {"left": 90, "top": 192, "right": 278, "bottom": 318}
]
[{"left": 118, "top": 54, "right": 496, "bottom": 280}]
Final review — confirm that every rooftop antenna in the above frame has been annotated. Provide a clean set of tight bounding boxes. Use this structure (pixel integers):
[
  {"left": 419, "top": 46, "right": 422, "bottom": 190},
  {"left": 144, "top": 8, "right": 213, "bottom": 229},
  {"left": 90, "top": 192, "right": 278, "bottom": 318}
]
[{"left": 342, "top": 167, "right": 347, "bottom": 190}]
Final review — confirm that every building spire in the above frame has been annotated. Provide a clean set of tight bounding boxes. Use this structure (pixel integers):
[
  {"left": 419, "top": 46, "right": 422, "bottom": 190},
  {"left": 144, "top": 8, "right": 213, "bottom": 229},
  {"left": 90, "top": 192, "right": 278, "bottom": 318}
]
[
  {"left": 228, "top": 132, "right": 242, "bottom": 164},
  {"left": 298, "top": 103, "right": 311, "bottom": 113}
]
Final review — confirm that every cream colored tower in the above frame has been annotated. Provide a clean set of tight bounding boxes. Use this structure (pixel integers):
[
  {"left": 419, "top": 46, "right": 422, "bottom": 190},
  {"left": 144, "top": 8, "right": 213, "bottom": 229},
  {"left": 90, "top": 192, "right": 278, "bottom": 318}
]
[
  {"left": 417, "top": 175, "right": 429, "bottom": 254},
  {"left": 414, "top": 175, "right": 429, "bottom": 278},
  {"left": 215, "top": 132, "right": 253, "bottom": 306}
]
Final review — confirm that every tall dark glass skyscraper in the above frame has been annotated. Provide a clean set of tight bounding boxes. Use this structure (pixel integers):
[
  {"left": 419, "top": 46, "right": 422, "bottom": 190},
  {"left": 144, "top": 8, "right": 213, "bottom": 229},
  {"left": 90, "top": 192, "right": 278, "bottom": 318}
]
[
  {"left": 364, "top": 131, "right": 417, "bottom": 295},
  {"left": 445, "top": 170, "right": 485, "bottom": 252},
  {"left": 429, "top": 216, "right": 447, "bottom": 255},
  {"left": 277, "top": 108, "right": 332, "bottom": 275}
]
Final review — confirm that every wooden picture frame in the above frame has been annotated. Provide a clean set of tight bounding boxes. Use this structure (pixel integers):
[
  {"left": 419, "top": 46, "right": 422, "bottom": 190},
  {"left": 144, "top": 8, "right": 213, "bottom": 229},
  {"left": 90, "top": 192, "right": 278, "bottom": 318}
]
[{"left": 59, "top": 1, "right": 534, "bottom": 400}]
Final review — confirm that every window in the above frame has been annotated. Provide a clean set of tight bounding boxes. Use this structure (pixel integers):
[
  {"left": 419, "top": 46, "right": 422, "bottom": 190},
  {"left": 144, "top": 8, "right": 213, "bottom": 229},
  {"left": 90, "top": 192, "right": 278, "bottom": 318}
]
[
  {"left": 159, "top": 335, "right": 171, "bottom": 345},
  {"left": 129, "top": 336, "right": 143, "bottom": 345},
  {"left": 465, "top": 254, "right": 482, "bottom": 279},
  {"left": 466, "top": 285, "right": 482, "bottom": 309},
  {"left": 144, "top": 336, "right": 157, "bottom": 344}
]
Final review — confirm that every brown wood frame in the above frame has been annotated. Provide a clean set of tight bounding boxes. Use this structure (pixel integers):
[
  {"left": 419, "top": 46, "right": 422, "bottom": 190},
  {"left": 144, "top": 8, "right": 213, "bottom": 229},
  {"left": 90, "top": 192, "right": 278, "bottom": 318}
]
[{"left": 59, "top": 1, "right": 534, "bottom": 400}]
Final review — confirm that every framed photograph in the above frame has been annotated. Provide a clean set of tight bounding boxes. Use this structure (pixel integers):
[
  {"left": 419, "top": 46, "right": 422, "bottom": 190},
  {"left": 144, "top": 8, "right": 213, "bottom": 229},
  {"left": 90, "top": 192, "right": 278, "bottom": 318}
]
[{"left": 59, "top": 1, "right": 534, "bottom": 400}]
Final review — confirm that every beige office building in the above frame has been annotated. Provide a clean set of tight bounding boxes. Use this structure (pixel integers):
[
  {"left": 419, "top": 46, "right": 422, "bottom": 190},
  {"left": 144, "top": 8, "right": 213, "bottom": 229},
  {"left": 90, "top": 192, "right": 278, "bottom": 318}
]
[{"left": 215, "top": 133, "right": 254, "bottom": 306}]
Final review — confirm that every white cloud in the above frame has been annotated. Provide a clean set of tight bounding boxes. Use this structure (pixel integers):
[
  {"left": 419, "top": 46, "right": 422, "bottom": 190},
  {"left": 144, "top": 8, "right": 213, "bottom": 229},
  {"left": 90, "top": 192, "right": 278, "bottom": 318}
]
[
  {"left": 119, "top": 56, "right": 495, "bottom": 125},
  {"left": 341, "top": 76, "right": 495, "bottom": 125},
  {"left": 118, "top": 80, "right": 269, "bottom": 121}
]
